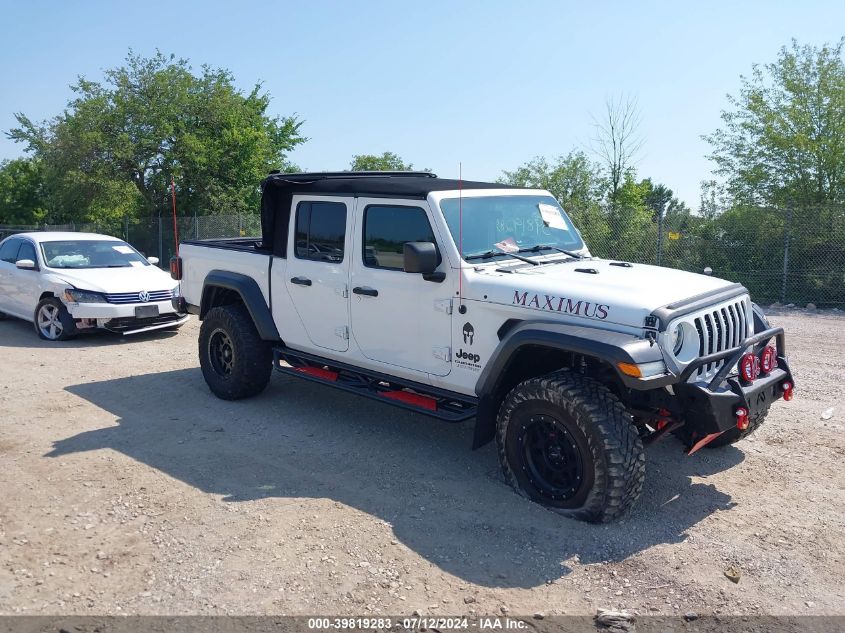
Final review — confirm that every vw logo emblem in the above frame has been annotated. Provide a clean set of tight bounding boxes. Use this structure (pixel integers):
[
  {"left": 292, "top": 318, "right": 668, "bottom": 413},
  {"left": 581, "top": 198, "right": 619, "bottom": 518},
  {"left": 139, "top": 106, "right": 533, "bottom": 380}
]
[{"left": 138, "top": 290, "right": 150, "bottom": 303}]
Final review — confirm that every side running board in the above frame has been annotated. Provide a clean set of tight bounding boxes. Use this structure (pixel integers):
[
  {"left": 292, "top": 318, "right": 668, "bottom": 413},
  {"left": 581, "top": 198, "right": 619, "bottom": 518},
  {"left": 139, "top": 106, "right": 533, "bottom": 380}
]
[{"left": 273, "top": 347, "right": 477, "bottom": 422}]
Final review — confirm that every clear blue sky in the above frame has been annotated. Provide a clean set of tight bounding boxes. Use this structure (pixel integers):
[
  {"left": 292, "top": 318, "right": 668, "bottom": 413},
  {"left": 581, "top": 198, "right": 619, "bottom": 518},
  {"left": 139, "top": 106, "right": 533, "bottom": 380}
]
[{"left": 1, "top": 1, "right": 843, "bottom": 208}]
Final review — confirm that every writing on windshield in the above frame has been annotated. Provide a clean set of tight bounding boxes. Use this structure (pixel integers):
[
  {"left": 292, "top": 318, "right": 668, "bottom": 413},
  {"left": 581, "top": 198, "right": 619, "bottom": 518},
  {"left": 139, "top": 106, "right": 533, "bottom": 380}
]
[{"left": 440, "top": 195, "right": 584, "bottom": 258}]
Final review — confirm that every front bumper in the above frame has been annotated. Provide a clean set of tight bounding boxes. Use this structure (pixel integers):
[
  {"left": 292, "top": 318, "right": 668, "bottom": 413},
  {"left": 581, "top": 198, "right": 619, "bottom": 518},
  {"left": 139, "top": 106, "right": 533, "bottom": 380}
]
[
  {"left": 66, "top": 299, "right": 177, "bottom": 320},
  {"left": 673, "top": 326, "right": 794, "bottom": 436},
  {"left": 65, "top": 299, "right": 189, "bottom": 335}
]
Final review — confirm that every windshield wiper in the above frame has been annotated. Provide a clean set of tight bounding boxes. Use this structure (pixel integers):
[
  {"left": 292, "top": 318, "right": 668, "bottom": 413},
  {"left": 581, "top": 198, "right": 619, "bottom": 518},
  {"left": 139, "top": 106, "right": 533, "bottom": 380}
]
[
  {"left": 518, "top": 244, "right": 585, "bottom": 259},
  {"left": 465, "top": 249, "right": 539, "bottom": 266}
]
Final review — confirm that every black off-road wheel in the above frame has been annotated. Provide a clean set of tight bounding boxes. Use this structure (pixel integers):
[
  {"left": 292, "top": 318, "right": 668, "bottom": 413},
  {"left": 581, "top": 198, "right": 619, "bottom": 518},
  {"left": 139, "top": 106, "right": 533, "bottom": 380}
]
[
  {"left": 496, "top": 370, "right": 645, "bottom": 523},
  {"left": 702, "top": 407, "right": 769, "bottom": 448},
  {"left": 199, "top": 304, "right": 272, "bottom": 400}
]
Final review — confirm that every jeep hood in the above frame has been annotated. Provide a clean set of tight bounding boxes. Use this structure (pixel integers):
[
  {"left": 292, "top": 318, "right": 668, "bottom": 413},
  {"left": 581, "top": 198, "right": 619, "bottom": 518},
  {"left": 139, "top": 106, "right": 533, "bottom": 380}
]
[
  {"left": 480, "top": 258, "right": 740, "bottom": 328},
  {"left": 46, "top": 265, "right": 175, "bottom": 294}
]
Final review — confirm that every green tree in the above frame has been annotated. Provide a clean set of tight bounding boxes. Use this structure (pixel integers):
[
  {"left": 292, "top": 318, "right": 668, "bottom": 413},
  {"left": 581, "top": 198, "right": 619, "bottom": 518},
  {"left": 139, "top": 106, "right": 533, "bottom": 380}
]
[
  {"left": 0, "top": 157, "right": 47, "bottom": 225},
  {"left": 643, "top": 180, "right": 672, "bottom": 219},
  {"left": 349, "top": 151, "right": 417, "bottom": 171},
  {"left": 639, "top": 178, "right": 691, "bottom": 227},
  {"left": 7, "top": 51, "right": 305, "bottom": 224},
  {"left": 500, "top": 151, "right": 605, "bottom": 208},
  {"left": 699, "top": 179, "right": 727, "bottom": 220},
  {"left": 499, "top": 151, "right": 610, "bottom": 247},
  {"left": 705, "top": 39, "right": 845, "bottom": 206}
]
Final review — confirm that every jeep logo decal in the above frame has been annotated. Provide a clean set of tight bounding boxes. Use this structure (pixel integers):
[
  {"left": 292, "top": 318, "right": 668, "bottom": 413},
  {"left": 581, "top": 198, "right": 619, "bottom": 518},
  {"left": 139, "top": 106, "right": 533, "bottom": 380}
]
[
  {"left": 512, "top": 290, "right": 609, "bottom": 320},
  {"left": 454, "top": 347, "right": 482, "bottom": 372}
]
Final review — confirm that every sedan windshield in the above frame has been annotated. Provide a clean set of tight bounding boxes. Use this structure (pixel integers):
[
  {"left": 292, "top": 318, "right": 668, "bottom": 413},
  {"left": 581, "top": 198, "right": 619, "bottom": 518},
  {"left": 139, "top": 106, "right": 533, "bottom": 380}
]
[
  {"left": 439, "top": 195, "right": 585, "bottom": 260},
  {"left": 40, "top": 240, "right": 149, "bottom": 269}
]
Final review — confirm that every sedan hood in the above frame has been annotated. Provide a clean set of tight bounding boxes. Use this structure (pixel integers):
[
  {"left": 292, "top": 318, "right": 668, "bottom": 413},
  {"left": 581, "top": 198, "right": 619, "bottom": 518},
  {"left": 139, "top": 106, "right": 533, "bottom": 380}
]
[{"left": 48, "top": 265, "right": 175, "bottom": 294}]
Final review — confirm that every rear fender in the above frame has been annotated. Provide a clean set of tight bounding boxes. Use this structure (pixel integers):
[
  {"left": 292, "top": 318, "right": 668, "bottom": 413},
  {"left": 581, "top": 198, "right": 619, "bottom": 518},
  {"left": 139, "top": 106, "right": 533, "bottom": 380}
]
[{"left": 200, "top": 270, "right": 280, "bottom": 341}]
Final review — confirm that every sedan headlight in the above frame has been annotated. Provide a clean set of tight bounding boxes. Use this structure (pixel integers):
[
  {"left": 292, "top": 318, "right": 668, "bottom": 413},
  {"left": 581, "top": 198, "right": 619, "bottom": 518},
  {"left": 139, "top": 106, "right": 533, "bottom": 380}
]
[{"left": 64, "top": 289, "right": 107, "bottom": 303}]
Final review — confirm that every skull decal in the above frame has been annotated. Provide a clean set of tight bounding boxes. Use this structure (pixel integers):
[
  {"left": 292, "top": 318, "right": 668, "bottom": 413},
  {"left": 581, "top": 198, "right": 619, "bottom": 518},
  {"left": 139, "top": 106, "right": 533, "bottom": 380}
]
[{"left": 462, "top": 322, "right": 475, "bottom": 345}]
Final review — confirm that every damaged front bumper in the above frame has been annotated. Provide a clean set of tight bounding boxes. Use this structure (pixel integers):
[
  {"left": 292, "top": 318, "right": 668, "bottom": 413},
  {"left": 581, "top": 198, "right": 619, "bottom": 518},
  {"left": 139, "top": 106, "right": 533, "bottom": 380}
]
[
  {"left": 672, "top": 326, "right": 793, "bottom": 444},
  {"left": 67, "top": 298, "right": 189, "bottom": 335}
]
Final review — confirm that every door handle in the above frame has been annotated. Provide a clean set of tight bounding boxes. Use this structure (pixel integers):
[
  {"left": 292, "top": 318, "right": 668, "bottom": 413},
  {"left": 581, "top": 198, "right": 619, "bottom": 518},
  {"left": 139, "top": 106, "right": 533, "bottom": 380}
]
[
  {"left": 352, "top": 286, "right": 378, "bottom": 297},
  {"left": 290, "top": 276, "right": 312, "bottom": 286}
]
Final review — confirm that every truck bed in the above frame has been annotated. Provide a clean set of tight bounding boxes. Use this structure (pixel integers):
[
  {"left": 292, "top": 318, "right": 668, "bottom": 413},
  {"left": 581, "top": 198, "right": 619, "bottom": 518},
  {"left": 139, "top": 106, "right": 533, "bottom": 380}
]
[
  {"left": 180, "top": 237, "right": 271, "bottom": 253},
  {"left": 179, "top": 239, "right": 273, "bottom": 313}
]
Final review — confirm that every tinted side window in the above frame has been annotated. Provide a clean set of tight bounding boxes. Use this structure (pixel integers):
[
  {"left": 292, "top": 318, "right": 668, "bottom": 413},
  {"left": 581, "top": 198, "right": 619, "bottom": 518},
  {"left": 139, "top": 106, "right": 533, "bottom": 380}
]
[
  {"left": 364, "top": 206, "right": 437, "bottom": 270},
  {"left": 294, "top": 201, "right": 346, "bottom": 263},
  {"left": 0, "top": 238, "right": 22, "bottom": 263},
  {"left": 17, "top": 241, "right": 37, "bottom": 264}
]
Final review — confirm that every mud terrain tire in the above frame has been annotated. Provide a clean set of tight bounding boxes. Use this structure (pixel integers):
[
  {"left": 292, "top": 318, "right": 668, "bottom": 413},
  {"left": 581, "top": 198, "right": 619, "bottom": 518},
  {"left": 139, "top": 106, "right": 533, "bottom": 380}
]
[{"left": 496, "top": 370, "right": 645, "bottom": 523}]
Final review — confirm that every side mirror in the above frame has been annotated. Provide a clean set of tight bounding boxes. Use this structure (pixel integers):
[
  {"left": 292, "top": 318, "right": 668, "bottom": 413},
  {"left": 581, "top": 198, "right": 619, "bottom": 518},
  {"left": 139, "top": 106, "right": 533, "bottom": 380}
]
[
  {"left": 16, "top": 259, "right": 36, "bottom": 270},
  {"left": 403, "top": 242, "right": 444, "bottom": 283},
  {"left": 404, "top": 242, "right": 439, "bottom": 274},
  {"left": 147, "top": 257, "right": 160, "bottom": 265}
]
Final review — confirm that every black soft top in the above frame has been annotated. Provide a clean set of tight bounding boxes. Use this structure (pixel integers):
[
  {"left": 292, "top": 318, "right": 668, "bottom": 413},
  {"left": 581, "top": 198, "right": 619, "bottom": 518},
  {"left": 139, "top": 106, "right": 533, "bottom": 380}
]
[{"left": 260, "top": 171, "right": 515, "bottom": 256}]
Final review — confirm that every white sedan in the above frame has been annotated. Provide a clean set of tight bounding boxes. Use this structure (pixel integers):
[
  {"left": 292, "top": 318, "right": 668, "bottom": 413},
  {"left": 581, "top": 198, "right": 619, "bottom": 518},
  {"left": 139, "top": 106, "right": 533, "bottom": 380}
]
[{"left": 0, "top": 232, "right": 189, "bottom": 341}]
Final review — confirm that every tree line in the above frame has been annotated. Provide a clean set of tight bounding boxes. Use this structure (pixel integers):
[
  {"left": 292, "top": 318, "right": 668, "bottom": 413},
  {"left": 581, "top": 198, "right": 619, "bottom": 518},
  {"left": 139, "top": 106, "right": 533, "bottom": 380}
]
[{"left": 2, "top": 41, "right": 845, "bottom": 302}]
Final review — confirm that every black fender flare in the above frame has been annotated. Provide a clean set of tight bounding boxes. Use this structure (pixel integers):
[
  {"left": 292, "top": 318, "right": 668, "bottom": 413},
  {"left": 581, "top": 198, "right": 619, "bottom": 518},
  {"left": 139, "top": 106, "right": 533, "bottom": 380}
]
[
  {"left": 200, "top": 270, "right": 280, "bottom": 341},
  {"left": 471, "top": 320, "right": 668, "bottom": 449}
]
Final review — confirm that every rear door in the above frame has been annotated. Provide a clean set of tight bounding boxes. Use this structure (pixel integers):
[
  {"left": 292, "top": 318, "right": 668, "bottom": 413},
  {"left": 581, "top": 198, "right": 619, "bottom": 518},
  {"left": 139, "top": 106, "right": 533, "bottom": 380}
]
[
  {"left": 349, "top": 199, "right": 453, "bottom": 377},
  {"left": 284, "top": 197, "right": 352, "bottom": 353}
]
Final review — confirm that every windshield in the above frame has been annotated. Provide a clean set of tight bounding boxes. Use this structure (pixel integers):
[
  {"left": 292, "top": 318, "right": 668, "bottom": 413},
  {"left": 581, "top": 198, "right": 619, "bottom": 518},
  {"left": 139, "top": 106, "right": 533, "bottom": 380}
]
[
  {"left": 40, "top": 240, "right": 149, "bottom": 269},
  {"left": 439, "top": 195, "right": 585, "bottom": 259}
]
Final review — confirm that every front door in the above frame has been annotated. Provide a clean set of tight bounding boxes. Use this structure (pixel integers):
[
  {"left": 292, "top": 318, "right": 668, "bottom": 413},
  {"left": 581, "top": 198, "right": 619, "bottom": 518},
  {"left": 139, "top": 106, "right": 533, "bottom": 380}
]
[
  {"left": 284, "top": 197, "right": 352, "bottom": 353},
  {"left": 349, "top": 199, "right": 452, "bottom": 377},
  {"left": 0, "top": 237, "right": 24, "bottom": 317},
  {"left": 11, "top": 240, "right": 41, "bottom": 317}
]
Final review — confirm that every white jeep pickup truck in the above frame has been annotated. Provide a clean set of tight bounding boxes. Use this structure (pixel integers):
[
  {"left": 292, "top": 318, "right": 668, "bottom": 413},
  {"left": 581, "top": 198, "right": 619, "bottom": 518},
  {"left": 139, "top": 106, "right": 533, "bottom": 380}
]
[{"left": 174, "top": 171, "right": 793, "bottom": 523}]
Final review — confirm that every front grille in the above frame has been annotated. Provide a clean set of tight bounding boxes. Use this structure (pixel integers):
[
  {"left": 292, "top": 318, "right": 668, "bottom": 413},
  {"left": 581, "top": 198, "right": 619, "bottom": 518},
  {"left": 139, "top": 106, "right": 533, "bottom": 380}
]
[
  {"left": 104, "top": 289, "right": 173, "bottom": 304},
  {"left": 691, "top": 296, "right": 751, "bottom": 381}
]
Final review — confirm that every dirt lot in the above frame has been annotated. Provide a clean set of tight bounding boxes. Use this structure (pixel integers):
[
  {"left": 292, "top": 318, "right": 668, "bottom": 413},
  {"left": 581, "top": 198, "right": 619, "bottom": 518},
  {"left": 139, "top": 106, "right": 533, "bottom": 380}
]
[{"left": 0, "top": 309, "right": 843, "bottom": 617}]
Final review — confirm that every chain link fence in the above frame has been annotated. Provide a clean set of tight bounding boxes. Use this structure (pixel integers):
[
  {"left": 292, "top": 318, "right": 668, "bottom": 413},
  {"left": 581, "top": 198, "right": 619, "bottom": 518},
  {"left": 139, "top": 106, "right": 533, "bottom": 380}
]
[
  {"left": 569, "top": 204, "right": 845, "bottom": 307},
  {"left": 2, "top": 205, "right": 843, "bottom": 307},
  {"left": 0, "top": 213, "right": 262, "bottom": 274}
]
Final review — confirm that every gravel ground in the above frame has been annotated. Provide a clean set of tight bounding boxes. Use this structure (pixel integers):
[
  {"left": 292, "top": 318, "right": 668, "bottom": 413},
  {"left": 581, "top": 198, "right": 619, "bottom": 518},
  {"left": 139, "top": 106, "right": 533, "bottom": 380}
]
[{"left": 0, "top": 309, "right": 843, "bottom": 617}]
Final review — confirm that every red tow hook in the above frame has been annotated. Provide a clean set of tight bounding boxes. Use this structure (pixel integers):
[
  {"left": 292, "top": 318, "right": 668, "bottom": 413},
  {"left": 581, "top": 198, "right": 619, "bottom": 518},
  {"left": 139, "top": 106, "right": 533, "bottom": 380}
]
[
  {"left": 735, "top": 406, "right": 750, "bottom": 431},
  {"left": 687, "top": 405, "right": 751, "bottom": 456}
]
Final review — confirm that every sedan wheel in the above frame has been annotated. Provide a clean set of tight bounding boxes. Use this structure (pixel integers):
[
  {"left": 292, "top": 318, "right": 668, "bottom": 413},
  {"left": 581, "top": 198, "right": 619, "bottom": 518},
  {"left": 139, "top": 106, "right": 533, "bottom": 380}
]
[
  {"left": 34, "top": 298, "right": 76, "bottom": 341},
  {"left": 38, "top": 304, "right": 63, "bottom": 339}
]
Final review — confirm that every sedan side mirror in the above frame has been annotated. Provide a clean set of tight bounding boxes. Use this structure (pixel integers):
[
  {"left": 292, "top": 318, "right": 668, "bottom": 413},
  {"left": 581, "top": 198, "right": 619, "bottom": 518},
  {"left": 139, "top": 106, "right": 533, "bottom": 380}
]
[
  {"left": 403, "top": 242, "right": 444, "bottom": 282},
  {"left": 16, "top": 259, "right": 36, "bottom": 270},
  {"left": 147, "top": 257, "right": 160, "bottom": 265}
]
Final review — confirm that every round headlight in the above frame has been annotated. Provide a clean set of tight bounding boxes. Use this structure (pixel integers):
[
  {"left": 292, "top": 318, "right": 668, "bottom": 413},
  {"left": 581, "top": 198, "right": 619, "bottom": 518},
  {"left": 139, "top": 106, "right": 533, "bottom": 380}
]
[{"left": 671, "top": 324, "right": 684, "bottom": 355}]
